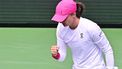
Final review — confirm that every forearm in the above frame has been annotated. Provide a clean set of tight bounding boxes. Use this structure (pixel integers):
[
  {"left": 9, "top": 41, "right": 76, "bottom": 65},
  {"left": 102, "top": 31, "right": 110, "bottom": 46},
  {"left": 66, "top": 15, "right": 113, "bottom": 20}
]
[
  {"left": 105, "top": 52, "right": 114, "bottom": 68},
  {"left": 55, "top": 38, "right": 67, "bottom": 61},
  {"left": 105, "top": 48, "right": 114, "bottom": 68}
]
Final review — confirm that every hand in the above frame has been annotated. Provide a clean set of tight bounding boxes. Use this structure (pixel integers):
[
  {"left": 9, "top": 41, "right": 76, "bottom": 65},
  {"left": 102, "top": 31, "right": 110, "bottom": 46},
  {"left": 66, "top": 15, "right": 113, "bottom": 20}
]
[{"left": 50, "top": 45, "right": 59, "bottom": 56}]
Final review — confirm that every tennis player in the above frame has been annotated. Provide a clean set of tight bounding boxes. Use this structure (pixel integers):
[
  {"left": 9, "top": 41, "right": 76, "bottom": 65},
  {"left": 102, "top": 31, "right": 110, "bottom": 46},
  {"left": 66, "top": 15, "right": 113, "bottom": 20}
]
[{"left": 50, "top": 0, "right": 115, "bottom": 69}]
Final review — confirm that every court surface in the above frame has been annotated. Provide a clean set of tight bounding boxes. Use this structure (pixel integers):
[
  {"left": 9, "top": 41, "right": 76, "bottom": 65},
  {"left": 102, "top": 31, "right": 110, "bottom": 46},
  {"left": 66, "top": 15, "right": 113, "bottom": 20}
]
[{"left": 0, "top": 28, "right": 121, "bottom": 69}]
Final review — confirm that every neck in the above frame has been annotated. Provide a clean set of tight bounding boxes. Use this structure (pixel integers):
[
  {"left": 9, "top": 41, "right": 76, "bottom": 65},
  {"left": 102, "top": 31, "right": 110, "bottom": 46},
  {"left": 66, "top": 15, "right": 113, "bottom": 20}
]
[{"left": 69, "top": 18, "right": 80, "bottom": 30}]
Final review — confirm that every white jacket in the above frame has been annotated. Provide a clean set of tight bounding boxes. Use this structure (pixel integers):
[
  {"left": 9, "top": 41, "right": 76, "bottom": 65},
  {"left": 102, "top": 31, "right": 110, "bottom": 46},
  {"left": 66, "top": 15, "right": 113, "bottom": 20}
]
[{"left": 56, "top": 17, "right": 114, "bottom": 69}]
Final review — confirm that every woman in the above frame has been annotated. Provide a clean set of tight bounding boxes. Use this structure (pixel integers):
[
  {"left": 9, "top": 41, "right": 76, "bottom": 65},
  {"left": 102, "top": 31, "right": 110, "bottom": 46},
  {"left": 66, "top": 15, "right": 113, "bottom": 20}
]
[{"left": 50, "top": 0, "right": 115, "bottom": 69}]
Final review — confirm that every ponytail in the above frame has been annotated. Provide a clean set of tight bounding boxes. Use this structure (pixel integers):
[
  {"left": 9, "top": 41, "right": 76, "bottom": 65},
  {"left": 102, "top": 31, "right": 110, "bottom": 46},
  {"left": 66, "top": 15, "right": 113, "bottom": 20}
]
[{"left": 76, "top": 2, "right": 85, "bottom": 18}]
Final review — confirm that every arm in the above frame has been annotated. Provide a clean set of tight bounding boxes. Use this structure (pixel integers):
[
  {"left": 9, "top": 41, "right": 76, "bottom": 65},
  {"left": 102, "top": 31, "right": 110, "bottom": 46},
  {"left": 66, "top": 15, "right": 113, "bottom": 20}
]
[
  {"left": 56, "top": 37, "right": 67, "bottom": 62},
  {"left": 51, "top": 23, "right": 67, "bottom": 62},
  {"left": 51, "top": 35, "right": 67, "bottom": 62},
  {"left": 89, "top": 23, "right": 114, "bottom": 68}
]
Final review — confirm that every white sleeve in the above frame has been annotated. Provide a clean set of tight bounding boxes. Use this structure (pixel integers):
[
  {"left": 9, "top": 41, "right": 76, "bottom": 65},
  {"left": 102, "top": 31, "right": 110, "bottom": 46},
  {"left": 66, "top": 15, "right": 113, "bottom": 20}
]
[
  {"left": 88, "top": 23, "right": 114, "bottom": 68},
  {"left": 56, "top": 24, "right": 67, "bottom": 62}
]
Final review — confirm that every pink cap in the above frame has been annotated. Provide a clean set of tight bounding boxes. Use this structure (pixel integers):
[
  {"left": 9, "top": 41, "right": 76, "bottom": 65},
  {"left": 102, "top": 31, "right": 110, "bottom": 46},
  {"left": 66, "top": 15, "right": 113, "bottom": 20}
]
[{"left": 51, "top": 0, "right": 76, "bottom": 22}]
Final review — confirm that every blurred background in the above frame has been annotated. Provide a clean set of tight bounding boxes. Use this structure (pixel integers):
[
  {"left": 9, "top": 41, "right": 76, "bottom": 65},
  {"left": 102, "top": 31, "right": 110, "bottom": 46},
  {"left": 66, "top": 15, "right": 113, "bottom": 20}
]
[
  {"left": 0, "top": 0, "right": 121, "bottom": 69},
  {"left": 0, "top": 0, "right": 122, "bottom": 27}
]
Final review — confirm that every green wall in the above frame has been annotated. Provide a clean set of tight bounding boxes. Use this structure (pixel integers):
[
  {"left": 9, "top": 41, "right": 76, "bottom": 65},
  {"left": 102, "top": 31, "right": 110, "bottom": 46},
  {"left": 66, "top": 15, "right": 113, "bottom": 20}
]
[{"left": 0, "top": 0, "right": 122, "bottom": 24}]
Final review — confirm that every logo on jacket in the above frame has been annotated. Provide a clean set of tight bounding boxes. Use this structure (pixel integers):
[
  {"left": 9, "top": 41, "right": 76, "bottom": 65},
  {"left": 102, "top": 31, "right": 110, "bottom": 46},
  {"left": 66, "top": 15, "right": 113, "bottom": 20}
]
[{"left": 80, "top": 33, "right": 83, "bottom": 38}]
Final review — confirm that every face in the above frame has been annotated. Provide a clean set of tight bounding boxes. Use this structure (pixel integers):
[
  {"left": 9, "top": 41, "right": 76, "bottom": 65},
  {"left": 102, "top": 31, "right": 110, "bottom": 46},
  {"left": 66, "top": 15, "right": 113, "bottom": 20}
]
[{"left": 61, "top": 14, "right": 76, "bottom": 27}]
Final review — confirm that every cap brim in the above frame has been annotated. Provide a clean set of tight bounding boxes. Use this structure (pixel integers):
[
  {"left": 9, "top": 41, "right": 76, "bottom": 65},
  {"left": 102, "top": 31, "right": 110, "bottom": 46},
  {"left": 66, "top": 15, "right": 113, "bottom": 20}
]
[{"left": 51, "top": 14, "right": 68, "bottom": 23}]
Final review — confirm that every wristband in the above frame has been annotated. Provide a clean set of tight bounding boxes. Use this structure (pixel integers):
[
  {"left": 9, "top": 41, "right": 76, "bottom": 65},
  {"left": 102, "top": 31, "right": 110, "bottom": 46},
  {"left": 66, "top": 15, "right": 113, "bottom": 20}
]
[{"left": 52, "top": 53, "right": 60, "bottom": 59}]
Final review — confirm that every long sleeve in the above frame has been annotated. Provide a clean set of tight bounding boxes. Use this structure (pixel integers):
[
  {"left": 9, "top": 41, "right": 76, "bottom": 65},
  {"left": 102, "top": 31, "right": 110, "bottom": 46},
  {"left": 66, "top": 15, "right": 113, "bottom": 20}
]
[
  {"left": 56, "top": 24, "right": 67, "bottom": 62},
  {"left": 88, "top": 23, "right": 114, "bottom": 68},
  {"left": 56, "top": 37, "right": 67, "bottom": 62}
]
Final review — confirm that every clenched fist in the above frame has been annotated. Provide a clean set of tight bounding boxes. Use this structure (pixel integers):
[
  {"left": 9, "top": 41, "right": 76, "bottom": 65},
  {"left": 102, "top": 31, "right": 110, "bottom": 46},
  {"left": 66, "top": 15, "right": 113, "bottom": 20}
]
[{"left": 50, "top": 45, "right": 59, "bottom": 56}]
